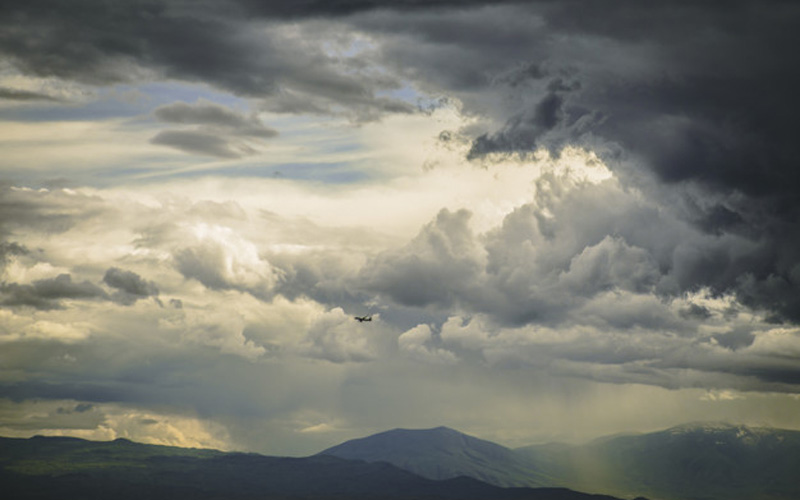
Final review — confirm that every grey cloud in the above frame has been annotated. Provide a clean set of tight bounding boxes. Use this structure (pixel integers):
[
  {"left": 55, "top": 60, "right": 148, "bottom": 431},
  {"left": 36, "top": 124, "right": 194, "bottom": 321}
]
[
  {"left": 173, "top": 238, "right": 278, "bottom": 301},
  {"left": 0, "top": 241, "right": 28, "bottom": 267},
  {"left": 679, "top": 303, "right": 712, "bottom": 321},
  {"left": 103, "top": 267, "right": 159, "bottom": 305},
  {"left": 74, "top": 402, "right": 94, "bottom": 413},
  {"left": 468, "top": 90, "right": 583, "bottom": 160},
  {"left": 150, "top": 130, "right": 246, "bottom": 158},
  {"left": 271, "top": 252, "right": 366, "bottom": 310},
  {"left": 360, "top": 208, "right": 486, "bottom": 308},
  {"left": 558, "top": 236, "right": 660, "bottom": 296},
  {"left": 151, "top": 101, "right": 278, "bottom": 158},
  {"left": 1, "top": 274, "right": 108, "bottom": 310},
  {"left": 355, "top": 167, "right": 784, "bottom": 332},
  {"left": 154, "top": 101, "right": 278, "bottom": 138},
  {"left": 0, "top": 86, "right": 61, "bottom": 101},
  {"left": 301, "top": 316, "right": 380, "bottom": 363},
  {"left": 230, "top": 0, "right": 521, "bottom": 18},
  {"left": 4, "top": 0, "right": 800, "bottom": 438},
  {"left": 56, "top": 403, "right": 94, "bottom": 414},
  {"left": 491, "top": 62, "right": 548, "bottom": 88},
  {"left": 0, "top": 189, "right": 116, "bottom": 309},
  {"left": 0, "top": 186, "right": 107, "bottom": 238},
  {"left": 265, "top": 93, "right": 416, "bottom": 122},
  {"left": 346, "top": 0, "right": 800, "bottom": 323},
  {"left": 430, "top": 309, "right": 800, "bottom": 392},
  {"left": 0, "top": 0, "right": 415, "bottom": 120},
  {"left": 712, "top": 329, "right": 756, "bottom": 351},
  {"left": 32, "top": 274, "right": 106, "bottom": 299}
]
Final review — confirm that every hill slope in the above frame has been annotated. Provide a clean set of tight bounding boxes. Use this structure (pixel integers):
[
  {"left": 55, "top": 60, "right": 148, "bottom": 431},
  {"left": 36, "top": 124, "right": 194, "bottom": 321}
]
[
  {"left": 319, "top": 426, "right": 553, "bottom": 487},
  {"left": 320, "top": 423, "right": 800, "bottom": 500},
  {"left": 517, "top": 423, "right": 800, "bottom": 500},
  {"left": 0, "top": 435, "right": 622, "bottom": 500}
]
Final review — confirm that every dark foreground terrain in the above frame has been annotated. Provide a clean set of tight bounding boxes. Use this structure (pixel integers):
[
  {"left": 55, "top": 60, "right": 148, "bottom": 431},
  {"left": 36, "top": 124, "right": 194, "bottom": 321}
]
[{"left": 0, "top": 435, "right": 623, "bottom": 500}]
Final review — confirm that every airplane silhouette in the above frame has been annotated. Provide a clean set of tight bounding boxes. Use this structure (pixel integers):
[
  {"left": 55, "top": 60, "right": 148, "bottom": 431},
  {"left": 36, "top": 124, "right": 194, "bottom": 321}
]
[{"left": 354, "top": 315, "right": 372, "bottom": 323}]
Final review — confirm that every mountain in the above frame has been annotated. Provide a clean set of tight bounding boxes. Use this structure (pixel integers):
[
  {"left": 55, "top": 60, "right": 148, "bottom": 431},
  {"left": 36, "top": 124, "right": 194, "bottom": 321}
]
[
  {"left": 319, "top": 426, "right": 554, "bottom": 488},
  {"left": 517, "top": 422, "right": 800, "bottom": 500},
  {"left": 320, "top": 423, "right": 800, "bottom": 500},
  {"left": 7, "top": 423, "right": 798, "bottom": 500},
  {"left": 0, "top": 435, "right": 624, "bottom": 500}
]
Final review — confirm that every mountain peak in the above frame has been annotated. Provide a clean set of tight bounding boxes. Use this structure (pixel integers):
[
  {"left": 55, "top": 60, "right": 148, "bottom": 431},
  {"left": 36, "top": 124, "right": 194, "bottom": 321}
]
[{"left": 319, "top": 426, "right": 547, "bottom": 487}]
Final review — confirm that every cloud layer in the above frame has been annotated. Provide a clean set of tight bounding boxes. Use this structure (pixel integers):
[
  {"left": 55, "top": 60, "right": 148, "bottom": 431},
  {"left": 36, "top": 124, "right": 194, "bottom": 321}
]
[{"left": 1, "top": 0, "right": 800, "bottom": 454}]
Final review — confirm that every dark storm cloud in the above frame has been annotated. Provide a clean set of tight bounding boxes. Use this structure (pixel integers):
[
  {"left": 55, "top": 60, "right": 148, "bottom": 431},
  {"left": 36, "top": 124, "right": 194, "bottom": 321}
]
[
  {"left": 346, "top": 0, "right": 800, "bottom": 323},
  {"left": 1, "top": 274, "right": 108, "bottom": 310},
  {"left": 467, "top": 87, "right": 599, "bottom": 160},
  {"left": 230, "top": 0, "right": 521, "bottom": 18},
  {"left": 357, "top": 165, "right": 787, "bottom": 334},
  {"left": 0, "top": 0, "right": 414, "bottom": 120},
  {"left": 103, "top": 267, "right": 159, "bottom": 305}
]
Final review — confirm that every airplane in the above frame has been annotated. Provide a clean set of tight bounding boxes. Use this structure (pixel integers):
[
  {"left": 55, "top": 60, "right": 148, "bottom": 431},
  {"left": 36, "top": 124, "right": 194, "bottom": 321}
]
[{"left": 354, "top": 315, "right": 372, "bottom": 323}]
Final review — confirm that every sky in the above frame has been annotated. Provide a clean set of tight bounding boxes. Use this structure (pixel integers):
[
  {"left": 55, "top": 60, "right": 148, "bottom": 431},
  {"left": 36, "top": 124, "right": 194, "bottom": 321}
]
[{"left": 1, "top": 0, "right": 800, "bottom": 456}]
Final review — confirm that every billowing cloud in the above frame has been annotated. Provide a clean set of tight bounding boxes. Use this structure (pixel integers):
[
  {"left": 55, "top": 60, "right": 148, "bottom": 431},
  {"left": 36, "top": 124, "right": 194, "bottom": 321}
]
[
  {"left": 361, "top": 208, "right": 486, "bottom": 308},
  {"left": 1, "top": 0, "right": 800, "bottom": 456},
  {"left": 173, "top": 223, "right": 281, "bottom": 300}
]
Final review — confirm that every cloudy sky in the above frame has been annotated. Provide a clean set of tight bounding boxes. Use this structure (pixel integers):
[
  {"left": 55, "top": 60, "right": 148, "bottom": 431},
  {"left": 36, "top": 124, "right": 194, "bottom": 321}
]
[{"left": 2, "top": 0, "right": 800, "bottom": 456}]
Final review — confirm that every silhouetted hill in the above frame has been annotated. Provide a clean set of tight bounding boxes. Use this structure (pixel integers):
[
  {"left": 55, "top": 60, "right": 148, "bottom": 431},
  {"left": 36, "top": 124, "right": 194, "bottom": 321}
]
[
  {"left": 320, "top": 426, "right": 554, "bottom": 487},
  {"left": 0, "top": 435, "right": 623, "bottom": 500}
]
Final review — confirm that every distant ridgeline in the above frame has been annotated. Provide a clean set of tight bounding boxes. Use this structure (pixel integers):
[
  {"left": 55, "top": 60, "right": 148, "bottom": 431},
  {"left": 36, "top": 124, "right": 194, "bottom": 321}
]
[
  {"left": 3, "top": 423, "right": 799, "bottom": 500},
  {"left": 0, "top": 434, "right": 621, "bottom": 500},
  {"left": 320, "top": 423, "right": 800, "bottom": 500}
]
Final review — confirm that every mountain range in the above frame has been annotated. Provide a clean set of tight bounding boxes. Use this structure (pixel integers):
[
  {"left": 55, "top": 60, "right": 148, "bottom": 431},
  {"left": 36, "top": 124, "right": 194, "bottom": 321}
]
[
  {"left": 0, "top": 434, "right": 623, "bottom": 500},
  {"left": 4, "top": 422, "right": 800, "bottom": 500},
  {"left": 320, "top": 423, "right": 800, "bottom": 500}
]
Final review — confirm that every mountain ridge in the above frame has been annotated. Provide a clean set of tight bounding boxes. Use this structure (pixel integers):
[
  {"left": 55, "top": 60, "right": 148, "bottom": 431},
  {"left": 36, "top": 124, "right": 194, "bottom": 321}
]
[
  {"left": 5, "top": 422, "right": 800, "bottom": 500},
  {"left": 0, "top": 434, "right": 625, "bottom": 500},
  {"left": 319, "top": 425, "right": 554, "bottom": 487},
  {"left": 320, "top": 423, "right": 800, "bottom": 500}
]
